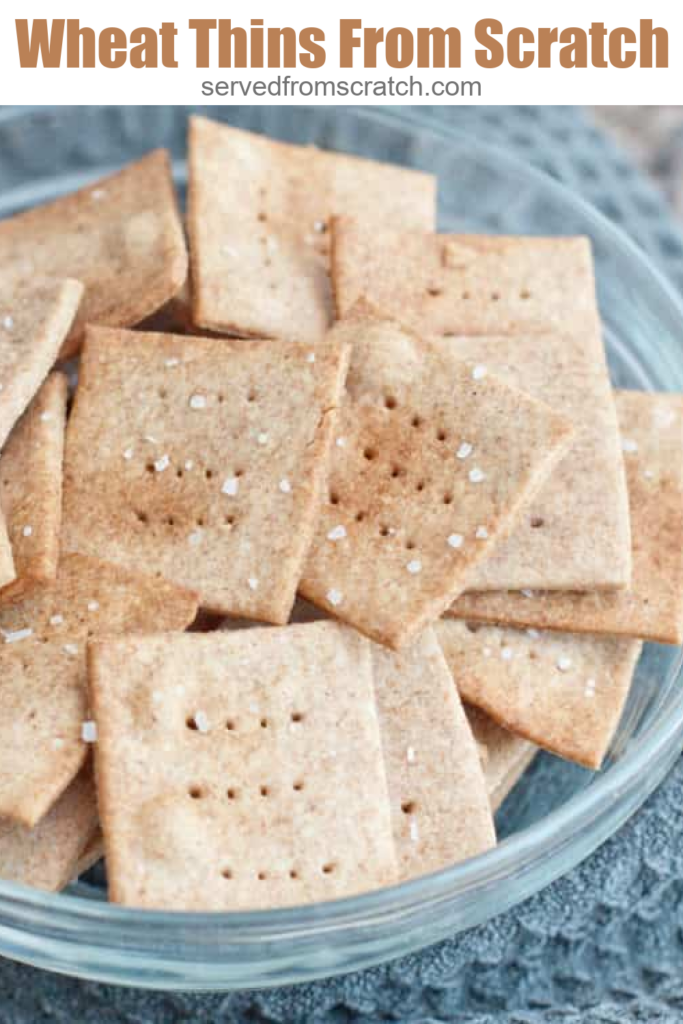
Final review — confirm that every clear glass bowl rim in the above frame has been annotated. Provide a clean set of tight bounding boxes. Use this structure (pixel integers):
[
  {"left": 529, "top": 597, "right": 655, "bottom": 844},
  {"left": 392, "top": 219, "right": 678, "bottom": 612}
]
[{"left": 0, "top": 105, "right": 681, "bottom": 990}]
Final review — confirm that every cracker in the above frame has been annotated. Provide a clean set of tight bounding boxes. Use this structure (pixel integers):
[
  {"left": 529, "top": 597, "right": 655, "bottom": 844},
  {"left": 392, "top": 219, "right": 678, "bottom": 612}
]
[
  {"left": 299, "top": 316, "right": 574, "bottom": 649},
  {"left": 73, "top": 829, "right": 104, "bottom": 879},
  {"left": 63, "top": 327, "right": 350, "bottom": 622},
  {"left": 88, "top": 622, "right": 398, "bottom": 910},
  {"left": 0, "top": 554, "right": 197, "bottom": 827},
  {"left": 465, "top": 705, "right": 537, "bottom": 812},
  {"left": 332, "top": 222, "right": 630, "bottom": 591},
  {"left": 332, "top": 219, "right": 598, "bottom": 333},
  {"left": 0, "top": 513, "right": 14, "bottom": 593},
  {"left": 0, "top": 151, "right": 187, "bottom": 359},
  {"left": 0, "top": 766, "right": 98, "bottom": 892},
  {"left": 444, "top": 333, "right": 630, "bottom": 591},
  {"left": 436, "top": 620, "right": 642, "bottom": 769},
  {"left": 0, "top": 373, "right": 68, "bottom": 604},
  {"left": 0, "top": 278, "right": 82, "bottom": 448},
  {"left": 188, "top": 116, "right": 436, "bottom": 343},
  {"left": 450, "top": 391, "right": 683, "bottom": 643},
  {"left": 372, "top": 630, "right": 495, "bottom": 880}
]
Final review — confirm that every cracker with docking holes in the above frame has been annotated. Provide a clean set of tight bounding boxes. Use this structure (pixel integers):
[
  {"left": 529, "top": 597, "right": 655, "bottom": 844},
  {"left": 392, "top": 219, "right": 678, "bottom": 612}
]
[
  {"left": 0, "top": 373, "right": 68, "bottom": 604},
  {"left": 0, "top": 278, "right": 82, "bottom": 449},
  {"left": 88, "top": 622, "right": 398, "bottom": 910},
  {"left": 372, "top": 629, "right": 495, "bottom": 880},
  {"left": 0, "top": 151, "right": 187, "bottom": 359},
  {"left": 0, "top": 766, "right": 98, "bottom": 892},
  {"left": 332, "top": 219, "right": 598, "bottom": 333},
  {"left": 62, "top": 327, "right": 350, "bottom": 621},
  {"left": 187, "top": 116, "right": 436, "bottom": 342},
  {"left": 450, "top": 391, "right": 683, "bottom": 643},
  {"left": 332, "top": 222, "right": 630, "bottom": 591},
  {"left": 436, "top": 619, "right": 642, "bottom": 769},
  {"left": 299, "top": 316, "right": 574, "bottom": 649},
  {"left": 0, "top": 554, "right": 197, "bottom": 827},
  {"left": 465, "top": 705, "right": 537, "bottom": 812}
]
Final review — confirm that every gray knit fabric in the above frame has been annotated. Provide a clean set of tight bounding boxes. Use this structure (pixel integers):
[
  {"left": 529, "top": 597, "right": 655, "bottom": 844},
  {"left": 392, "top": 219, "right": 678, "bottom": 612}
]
[{"left": 1, "top": 105, "right": 682, "bottom": 1023}]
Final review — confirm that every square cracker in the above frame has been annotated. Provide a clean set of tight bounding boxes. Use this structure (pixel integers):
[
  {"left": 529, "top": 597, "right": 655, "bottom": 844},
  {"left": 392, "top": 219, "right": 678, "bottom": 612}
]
[
  {"left": 0, "top": 554, "right": 197, "bottom": 827},
  {"left": 0, "top": 150, "right": 187, "bottom": 359},
  {"left": 332, "top": 219, "right": 598, "bottom": 333},
  {"left": 0, "top": 766, "right": 98, "bottom": 892},
  {"left": 299, "top": 316, "right": 574, "bottom": 649},
  {"left": 88, "top": 622, "right": 398, "bottom": 910},
  {"left": 436, "top": 619, "right": 642, "bottom": 769},
  {"left": 441, "top": 332, "right": 630, "bottom": 591},
  {"left": 332, "top": 221, "right": 630, "bottom": 591},
  {"left": 62, "top": 327, "right": 350, "bottom": 622},
  {"left": 188, "top": 116, "right": 436, "bottom": 343},
  {"left": 450, "top": 391, "right": 683, "bottom": 644},
  {"left": 73, "top": 828, "right": 104, "bottom": 880},
  {"left": 0, "top": 372, "right": 68, "bottom": 604},
  {"left": 0, "top": 278, "right": 82, "bottom": 449},
  {"left": 372, "top": 629, "right": 495, "bottom": 880},
  {"left": 465, "top": 705, "right": 537, "bottom": 813}
]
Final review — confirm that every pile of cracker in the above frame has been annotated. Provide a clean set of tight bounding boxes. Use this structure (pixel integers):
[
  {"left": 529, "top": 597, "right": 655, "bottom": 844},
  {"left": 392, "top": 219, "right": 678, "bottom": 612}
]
[{"left": 0, "top": 116, "right": 679, "bottom": 912}]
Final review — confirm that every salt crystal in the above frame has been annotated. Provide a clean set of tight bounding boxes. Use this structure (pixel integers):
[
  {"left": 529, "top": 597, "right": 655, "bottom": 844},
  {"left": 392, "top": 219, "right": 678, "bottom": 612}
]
[
  {"left": 469, "top": 467, "right": 485, "bottom": 484},
  {"left": 257, "top": 432, "right": 269, "bottom": 445},
  {"left": 2, "top": 627, "right": 32, "bottom": 643},
  {"left": 456, "top": 442, "right": 473, "bottom": 460},
  {"left": 22, "top": 525, "right": 32, "bottom": 538},
  {"left": 556, "top": 656, "right": 572, "bottom": 672},
  {"left": 247, "top": 577, "right": 259, "bottom": 591},
  {"left": 406, "top": 559, "right": 422, "bottom": 574},
  {"left": 279, "top": 478, "right": 292, "bottom": 494},
  {"left": 81, "top": 721, "right": 98, "bottom": 743},
  {"left": 472, "top": 365, "right": 487, "bottom": 380},
  {"left": 2, "top": 315, "right": 13, "bottom": 331},
  {"left": 154, "top": 454, "right": 170, "bottom": 473},
  {"left": 189, "top": 394, "right": 207, "bottom": 410},
  {"left": 194, "top": 711, "right": 209, "bottom": 734},
  {"left": 447, "top": 534, "right": 464, "bottom": 549},
  {"left": 475, "top": 526, "right": 488, "bottom": 539},
  {"left": 327, "top": 588, "right": 343, "bottom": 607},
  {"left": 63, "top": 643, "right": 78, "bottom": 656},
  {"left": 222, "top": 476, "right": 239, "bottom": 497},
  {"left": 87, "top": 600, "right": 100, "bottom": 612},
  {"left": 327, "top": 525, "right": 347, "bottom": 542},
  {"left": 49, "top": 614, "right": 64, "bottom": 627},
  {"left": 621, "top": 438, "right": 638, "bottom": 453},
  {"left": 501, "top": 646, "right": 514, "bottom": 661}
]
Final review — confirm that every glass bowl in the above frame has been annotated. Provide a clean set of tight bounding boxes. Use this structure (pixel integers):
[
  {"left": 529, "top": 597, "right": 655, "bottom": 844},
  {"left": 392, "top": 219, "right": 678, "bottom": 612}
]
[{"left": 0, "top": 105, "right": 681, "bottom": 991}]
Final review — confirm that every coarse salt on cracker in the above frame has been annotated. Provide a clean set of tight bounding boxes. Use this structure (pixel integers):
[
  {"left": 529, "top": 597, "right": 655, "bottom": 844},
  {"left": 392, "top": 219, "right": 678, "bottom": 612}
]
[
  {"left": 188, "top": 116, "right": 436, "bottom": 343},
  {"left": 332, "top": 221, "right": 630, "bottom": 591},
  {"left": 0, "top": 373, "right": 68, "bottom": 605},
  {"left": 372, "top": 630, "right": 495, "bottom": 879},
  {"left": 88, "top": 622, "right": 398, "bottom": 910},
  {"left": 0, "top": 554, "right": 197, "bottom": 827},
  {"left": 450, "top": 391, "right": 683, "bottom": 644},
  {"left": 436, "top": 619, "right": 642, "bottom": 769},
  {"left": 0, "top": 151, "right": 187, "bottom": 358},
  {"left": 62, "top": 327, "right": 350, "bottom": 622},
  {"left": 299, "top": 316, "right": 574, "bottom": 649}
]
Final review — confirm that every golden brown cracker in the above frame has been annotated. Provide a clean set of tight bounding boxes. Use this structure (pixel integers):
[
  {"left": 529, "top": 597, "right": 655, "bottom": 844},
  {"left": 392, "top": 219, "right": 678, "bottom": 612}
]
[
  {"left": 0, "top": 151, "right": 187, "bottom": 358},
  {"left": 332, "top": 222, "right": 630, "bottom": 591},
  {"left": 89, "top": 622, "right": 398, "bottom": 910},
  {"left": 0, "top": 766, "right": 98, "bottom": 892},
  {"left": 450, "top": 391, "right": 683, "bottom": 643},
  {"left": 436, "top": 619, "right": 642, "bottom": 769},
  {"left": 465, "top": 705, "right": 537, "bottom": 812},
  {"left": 0, "top": 373, "right": 68, "bottom": 604},
  {"left": 372, "top": 630, "right": 495, "bottom": 879},
  {"left": 300, "top": 317, "right": 574, "bottom": 649},
  {"left": 0, "top": 278, "right": 82, "bottom": 448},
  {"left": 332, "top": 220, "right": 598, "bottom": 334},
  {"left": 0, "top": 554, "right": 197, "bottom": 827},
  {"left": 188, "top": 116, "right": 436, "bottom": 342},
  {"left": 63, "top": 326, "right": 349, "bottom": 622}
]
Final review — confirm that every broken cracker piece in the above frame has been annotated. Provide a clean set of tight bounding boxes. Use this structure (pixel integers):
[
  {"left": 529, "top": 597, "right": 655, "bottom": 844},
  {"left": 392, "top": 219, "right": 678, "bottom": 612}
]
[
  {"left": 89, "top": 622, "right": 398, "bottom": 910},
  {"left": 0, "top": 373, "right": 68, "bottom": 604},
  {"left": 450, "top": 391, "right": 683, "bottom": 643},
  {"left": 332, "top": 219, "right": 598, "bottom": 334},
  {"left": 63, "top": 327, "right": 350, "bottom": 622},
  {"left": 372, "top": 630, "right": 495, "bottom": 880},
  {"left": 0, "top": 554, "right": 197, "bottom": 827},
  {"left": 436, "top": 619, "right": 642, "bottom": 769},
  {"left": 465, "top": 705, "right": 537, "bottom": 812},
  {"left": 0, "top": 151, "right": 187, "bottom": 358},
  {"left": 188, "top": 116, "right": 436, "bottom": 343},
  {"left": 300, "top": 316, "right": 574, "bottom": 649},
  {"left": 0, "top": 278, "right": 82, "bottom": 449},
  {"left": 0, "top": 766, "right": 98, "bottom": 892}
]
